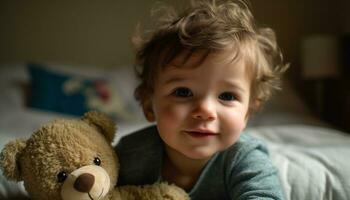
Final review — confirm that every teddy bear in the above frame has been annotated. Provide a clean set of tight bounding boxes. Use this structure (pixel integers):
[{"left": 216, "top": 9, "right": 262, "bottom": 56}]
[{"left": 0, "top": 111, "right": 190, "bottom": 200}]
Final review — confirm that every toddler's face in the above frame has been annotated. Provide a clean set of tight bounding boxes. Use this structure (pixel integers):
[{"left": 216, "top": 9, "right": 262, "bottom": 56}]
[{"left": 147, "top": 50, "right": 251, "bottom": 160}]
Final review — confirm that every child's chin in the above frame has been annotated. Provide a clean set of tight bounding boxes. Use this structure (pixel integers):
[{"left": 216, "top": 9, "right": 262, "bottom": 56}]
[{"left": 183, "top": 150, "right": 216, "bottom": 161}]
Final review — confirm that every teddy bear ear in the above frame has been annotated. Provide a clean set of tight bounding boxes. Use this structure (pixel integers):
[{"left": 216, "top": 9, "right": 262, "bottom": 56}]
[
  {"left": 82, "top": 111, "right": 117, "bottom": 143},
  {"left": 0, "top": 139, "right": 27, "bottom": 181}
]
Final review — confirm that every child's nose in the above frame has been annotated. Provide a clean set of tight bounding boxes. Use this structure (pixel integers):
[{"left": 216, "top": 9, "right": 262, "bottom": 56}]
[{"left": 191, "top": 98, "right": 217, "bottom": 121}]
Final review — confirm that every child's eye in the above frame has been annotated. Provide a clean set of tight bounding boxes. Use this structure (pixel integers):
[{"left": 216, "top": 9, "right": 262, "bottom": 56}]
[
  {"left": 172, "top": 87, "right": 193, "bottom": 97},
  {"left": 218, "top": 92, "right": 236, "bottom": 101}
]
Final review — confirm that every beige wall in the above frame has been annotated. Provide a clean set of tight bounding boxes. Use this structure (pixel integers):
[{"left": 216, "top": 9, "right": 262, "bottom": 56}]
[
  {"left": 0, "top": 0, "right": 347, "bottom": 72},
  {"left": 0, "top": 0, "right": 186, "bottom": 68},
  {"left": 339, "top": 0, "right": 350, "bottom": 33}
]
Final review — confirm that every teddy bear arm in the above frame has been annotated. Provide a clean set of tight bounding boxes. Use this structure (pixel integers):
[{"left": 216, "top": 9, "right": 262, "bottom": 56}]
[{"left": 113, "top": 183, "right": 190, "bottom": 200}]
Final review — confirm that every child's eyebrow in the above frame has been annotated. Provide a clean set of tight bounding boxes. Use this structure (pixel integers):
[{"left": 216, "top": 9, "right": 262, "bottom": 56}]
[
  {"left": 222, "top": 80, "right": 246, "bottom": 93},
  {"left": 163, "top": 77, "right": 187, "bottom": 85}
]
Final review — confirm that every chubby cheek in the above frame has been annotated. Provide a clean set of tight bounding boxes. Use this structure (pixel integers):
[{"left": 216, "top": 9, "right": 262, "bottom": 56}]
[
  {"left": 219, "top": 109, "right": 248, "bottom": 147},
  {"left": 153, "top": 101, "right": 188, "bottom": 128}
]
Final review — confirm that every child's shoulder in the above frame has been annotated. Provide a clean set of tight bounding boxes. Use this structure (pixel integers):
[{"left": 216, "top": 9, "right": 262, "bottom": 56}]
[
  {"left": 115, "top": 125, "right": 163, "bottom": 185},
  {"left": 115, "top": 125, "right": 161, "bottom": 152},
  {"left": 238, "top": 132, "right": 266, "bottom": 146},
  {"left": 215, "top": 133, "right": 273, "bottom": 179},
  {"left": 224, "top": 132, "right": 269, "bottom": 160}
]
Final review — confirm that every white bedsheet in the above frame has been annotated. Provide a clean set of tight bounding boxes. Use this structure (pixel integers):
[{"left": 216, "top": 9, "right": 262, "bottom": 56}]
[{"left": 248, "top": 125, "right": 350, "bottom": 200}]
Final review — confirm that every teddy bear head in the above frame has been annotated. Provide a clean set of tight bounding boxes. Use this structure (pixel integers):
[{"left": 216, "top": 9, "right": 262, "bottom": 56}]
[{"left": 0, "top": 111, "right": 119, "bottom": 200}]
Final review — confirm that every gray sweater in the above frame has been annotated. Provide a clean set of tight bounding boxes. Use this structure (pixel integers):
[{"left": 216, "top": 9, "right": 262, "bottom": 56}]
[{"left": 115, "top": 125, "right": 284, "bottom": 200}]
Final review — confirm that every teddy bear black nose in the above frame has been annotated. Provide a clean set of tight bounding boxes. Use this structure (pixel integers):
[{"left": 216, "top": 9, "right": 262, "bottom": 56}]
[{"left": 73, "top": 173, "right": 95, "bottom": 193}]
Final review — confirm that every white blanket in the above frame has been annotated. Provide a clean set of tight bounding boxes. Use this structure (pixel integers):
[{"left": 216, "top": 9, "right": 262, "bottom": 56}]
[{"left": 248, "top": 125, "right": 350, "bottom": 200}]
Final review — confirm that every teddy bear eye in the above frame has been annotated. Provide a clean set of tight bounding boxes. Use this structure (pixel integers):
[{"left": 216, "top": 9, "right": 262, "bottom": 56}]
[
  {"left": 94, "top": 157, "right": 101, "bottom": 166},
  {"left": 57, "top": 171, "right": 68, "bottom": 183}
]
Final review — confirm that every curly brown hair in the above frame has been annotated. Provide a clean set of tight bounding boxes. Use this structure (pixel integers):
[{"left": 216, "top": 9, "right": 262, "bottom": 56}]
[{"left": 132, "top": 0, "right": 288, "bottom": 113}]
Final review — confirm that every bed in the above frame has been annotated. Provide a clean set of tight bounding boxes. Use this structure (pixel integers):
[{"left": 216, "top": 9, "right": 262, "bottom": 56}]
[{"left": 1, "top": 63, "right": 349, "bottom": 200}]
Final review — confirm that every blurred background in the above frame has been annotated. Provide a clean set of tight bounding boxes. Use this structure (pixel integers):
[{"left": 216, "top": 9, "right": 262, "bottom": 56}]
[
  {"left": 0, "top": 0, "right": 349, "bottom": 132},
  {"left": 2, "top": 2, "right": 350, "bottom": 198}
]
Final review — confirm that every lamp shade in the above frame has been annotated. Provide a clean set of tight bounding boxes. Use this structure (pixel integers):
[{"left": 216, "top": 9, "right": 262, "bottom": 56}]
[{"left": 301, "top": 35, "right": 340, "bottom": 79}]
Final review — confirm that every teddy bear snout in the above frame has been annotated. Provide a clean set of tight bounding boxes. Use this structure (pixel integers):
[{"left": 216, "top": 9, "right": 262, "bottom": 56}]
[
  {"left": 73, "top": 173, "right": 95, "bottom": 193},
  {"left": 61, "top": 165, "right": 111, "bottom": 200}
]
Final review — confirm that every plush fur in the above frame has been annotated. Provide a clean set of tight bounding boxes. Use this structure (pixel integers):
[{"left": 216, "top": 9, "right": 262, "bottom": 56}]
[{"left": 0, "top": 111, "right": 189, "bottom": 200}]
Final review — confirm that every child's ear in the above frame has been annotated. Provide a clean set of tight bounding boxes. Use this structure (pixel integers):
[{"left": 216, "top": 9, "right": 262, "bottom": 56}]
[
  {"left": 142, "top": 98, "right": 155, "bottom": 122},
  {"left": 0, "top": 139, "right": 27, "bottom": 181}
]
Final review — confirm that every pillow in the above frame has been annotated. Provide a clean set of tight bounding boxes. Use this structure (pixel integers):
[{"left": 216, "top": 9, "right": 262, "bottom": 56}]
[
  {"left": 27, "top": 63, "right": 140, "bottom": 120},
  {"left": 0, "top": 63, "right": 31, "bottom": 110}
]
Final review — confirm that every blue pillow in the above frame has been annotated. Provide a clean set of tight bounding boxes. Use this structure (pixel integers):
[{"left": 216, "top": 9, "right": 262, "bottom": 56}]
[{"left": 28, "top": 63, "right": 110, "bottom": 116}]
